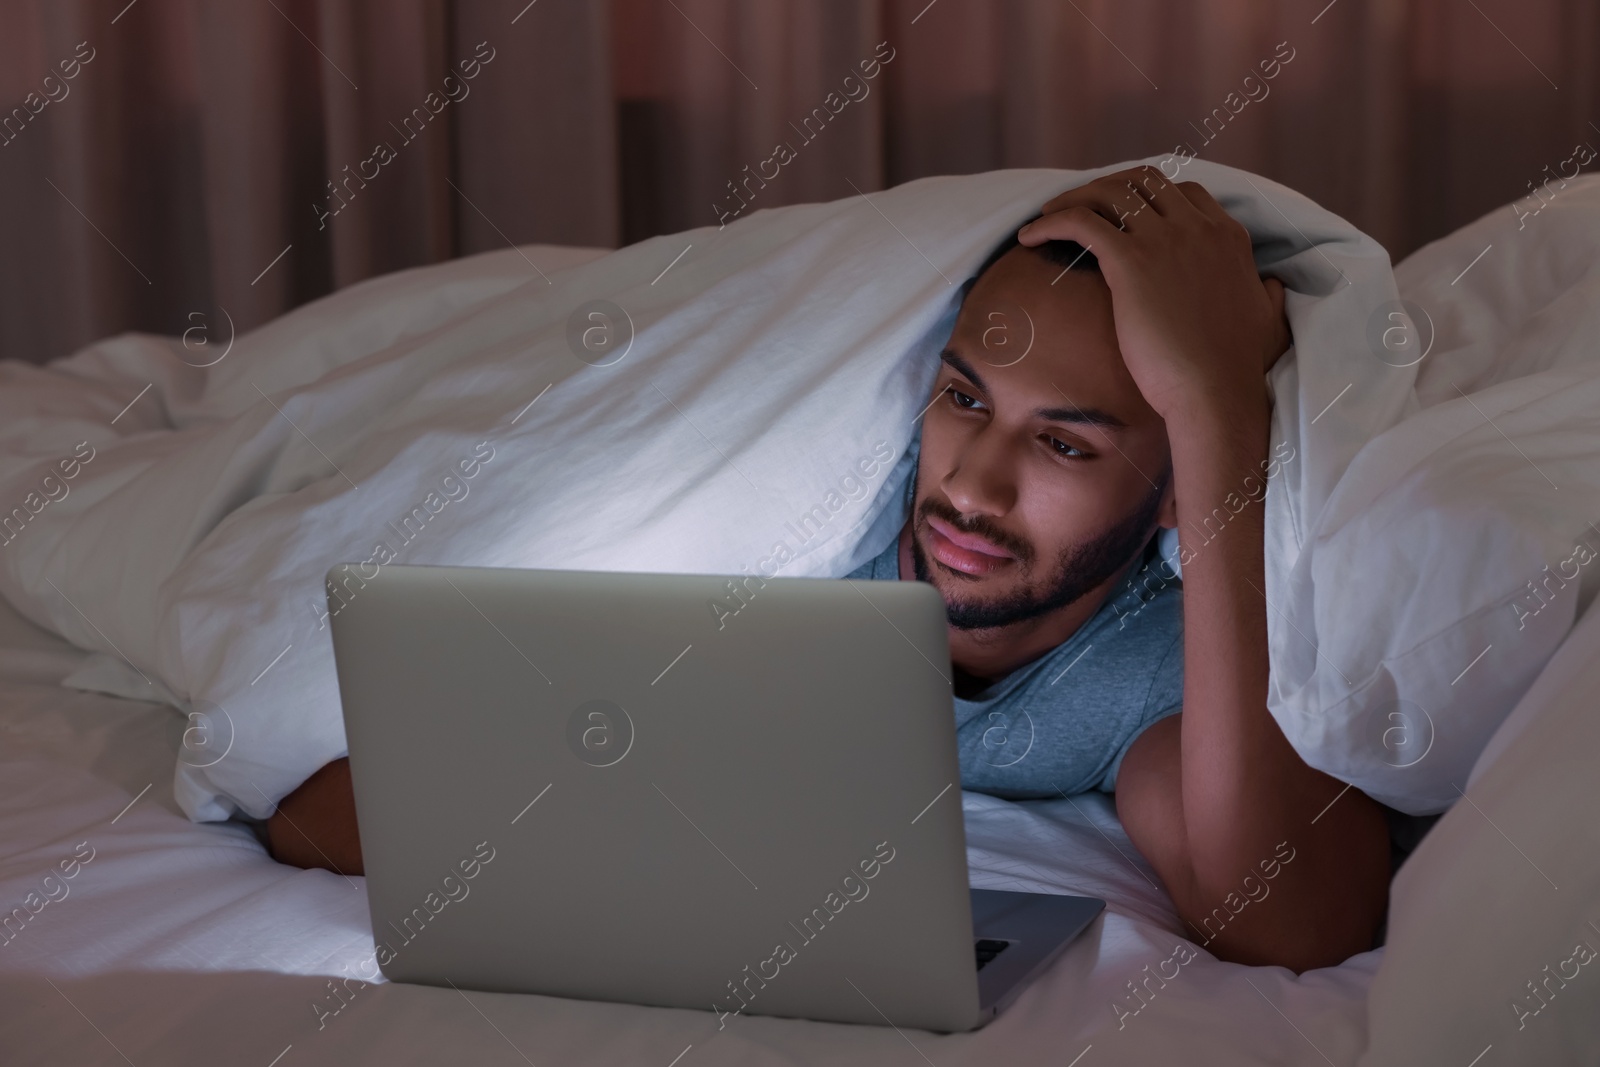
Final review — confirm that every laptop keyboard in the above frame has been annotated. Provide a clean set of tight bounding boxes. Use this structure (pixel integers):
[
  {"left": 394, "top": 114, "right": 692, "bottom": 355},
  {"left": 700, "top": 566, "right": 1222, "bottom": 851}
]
[{"left": 974, "top": 938, "right": 1012, "bottom": 971}]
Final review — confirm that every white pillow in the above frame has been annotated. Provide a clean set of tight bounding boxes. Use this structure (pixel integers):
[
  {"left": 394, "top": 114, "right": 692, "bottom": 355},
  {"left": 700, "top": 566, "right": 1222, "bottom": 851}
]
[{"left": 1359, "top": 596, "right": 1600, "bottom": 1063}]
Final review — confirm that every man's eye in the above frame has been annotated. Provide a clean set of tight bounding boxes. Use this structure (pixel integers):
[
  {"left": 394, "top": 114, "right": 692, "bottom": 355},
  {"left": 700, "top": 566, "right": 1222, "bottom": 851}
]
[
  {"left": 1048, "top": 436, "right": 1085, "bottom": 458},
  {"left": 950, "top": 388, "right": 980, "bottom": 409}
]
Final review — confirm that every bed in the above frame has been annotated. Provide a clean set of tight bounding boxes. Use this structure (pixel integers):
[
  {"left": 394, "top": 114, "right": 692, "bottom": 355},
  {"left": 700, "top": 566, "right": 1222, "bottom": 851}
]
[
  {"left": 3, "top": 163, "right": 1599, "bottom": 1064},
  {"left": 0, "top": 590, "right": 1386, "bottom": 1064}
]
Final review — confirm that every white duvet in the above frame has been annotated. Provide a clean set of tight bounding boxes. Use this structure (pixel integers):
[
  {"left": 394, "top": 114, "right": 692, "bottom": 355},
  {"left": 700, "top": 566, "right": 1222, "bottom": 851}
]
[{"left": 1, "top": 161, "right": 1597, "bottom": 826}]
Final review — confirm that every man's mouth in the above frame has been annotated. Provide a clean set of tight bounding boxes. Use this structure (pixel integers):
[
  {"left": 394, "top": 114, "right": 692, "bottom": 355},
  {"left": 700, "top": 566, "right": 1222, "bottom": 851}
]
[{"left": 923, "top": 515, "right": 1018, "bottom": 577}]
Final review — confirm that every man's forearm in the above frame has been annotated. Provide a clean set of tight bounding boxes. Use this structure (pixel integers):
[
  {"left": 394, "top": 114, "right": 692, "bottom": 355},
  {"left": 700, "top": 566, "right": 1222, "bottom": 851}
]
[
  {"left": 1164, "top": 398, "right": 1389, "bottom": 968},
  {"left": 1168, "top": 401, "right": 1278, "bottom": 881},
  {"left": 266, "top": 757, "right": 365, "bottom": 876}
]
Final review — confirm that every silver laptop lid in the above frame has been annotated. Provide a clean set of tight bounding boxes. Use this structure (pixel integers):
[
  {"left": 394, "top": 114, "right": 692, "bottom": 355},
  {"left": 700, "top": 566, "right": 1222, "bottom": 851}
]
[{"left": 329, "top": 563, "right": 983, "bottom": 1031}]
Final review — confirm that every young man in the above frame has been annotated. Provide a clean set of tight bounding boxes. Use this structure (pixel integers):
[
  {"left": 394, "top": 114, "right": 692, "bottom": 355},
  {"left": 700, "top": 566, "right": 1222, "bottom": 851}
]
[{"left": 269, "top": 166, "right": 1390, "bottom": 972}]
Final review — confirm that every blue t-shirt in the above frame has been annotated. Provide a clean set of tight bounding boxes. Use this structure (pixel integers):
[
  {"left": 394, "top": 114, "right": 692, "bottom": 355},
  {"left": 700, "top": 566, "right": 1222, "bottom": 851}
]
[{"left": 846, "top": 529, "right": 1184, "bottom": 798}]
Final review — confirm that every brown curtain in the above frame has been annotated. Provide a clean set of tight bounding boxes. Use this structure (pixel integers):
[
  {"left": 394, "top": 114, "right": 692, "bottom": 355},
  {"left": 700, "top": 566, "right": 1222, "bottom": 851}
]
[{"left": 2, "top": 0, "right": 1597, "bottom": 366}]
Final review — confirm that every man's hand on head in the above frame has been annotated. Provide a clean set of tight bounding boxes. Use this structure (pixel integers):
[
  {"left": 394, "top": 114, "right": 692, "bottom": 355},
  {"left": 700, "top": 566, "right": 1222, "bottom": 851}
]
[{"left": 1017, "top": 165, "right": 1292, "bottom": 426}]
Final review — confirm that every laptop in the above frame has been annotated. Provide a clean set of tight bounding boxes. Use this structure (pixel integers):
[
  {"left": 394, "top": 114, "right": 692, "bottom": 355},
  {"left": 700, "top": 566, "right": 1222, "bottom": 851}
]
[{"left": 327, "top": 563, "right": 1105, "bottom": 1032}]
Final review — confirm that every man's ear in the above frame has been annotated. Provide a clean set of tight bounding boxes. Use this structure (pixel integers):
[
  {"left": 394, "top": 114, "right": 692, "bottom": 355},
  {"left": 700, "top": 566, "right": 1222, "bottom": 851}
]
[
  {"left": 1262, "top": 275, "right": 1291, "bottom": 374},
  {"left": 1155, "top": 464, "right": 1178, "bottom": 530}
]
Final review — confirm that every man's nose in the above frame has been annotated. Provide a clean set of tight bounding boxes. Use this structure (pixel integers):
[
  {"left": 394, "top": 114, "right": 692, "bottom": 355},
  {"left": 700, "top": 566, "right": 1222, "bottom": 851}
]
[{"left": 940, "top": 427, "right": 1017, "bottom": 518}]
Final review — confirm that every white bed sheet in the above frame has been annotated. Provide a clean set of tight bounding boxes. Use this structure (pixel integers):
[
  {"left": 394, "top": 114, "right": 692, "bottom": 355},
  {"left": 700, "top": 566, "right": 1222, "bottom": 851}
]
[{"left": 0, "top": 595, "right": 1377, "bottom": 1065}]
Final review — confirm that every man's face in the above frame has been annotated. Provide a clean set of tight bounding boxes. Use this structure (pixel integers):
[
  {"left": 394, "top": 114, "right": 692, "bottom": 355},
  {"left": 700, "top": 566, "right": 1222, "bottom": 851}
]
[{"left": 912, "top": 246, "right": 1175, "bottom": 631}]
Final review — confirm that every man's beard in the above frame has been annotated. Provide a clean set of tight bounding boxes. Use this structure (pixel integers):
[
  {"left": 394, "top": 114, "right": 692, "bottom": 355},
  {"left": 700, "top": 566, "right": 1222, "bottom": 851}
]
[{"left": 911, "top": 471, "right": 1169, "bottom": 632}]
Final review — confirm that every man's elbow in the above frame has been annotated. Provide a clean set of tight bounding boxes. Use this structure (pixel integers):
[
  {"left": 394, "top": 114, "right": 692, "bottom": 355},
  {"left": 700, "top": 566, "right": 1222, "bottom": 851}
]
[
  {"left": 1189, "top": 801, "right": 1391, "bottom": 973},
  {"left": 1204, "top": 907, "right": 1384, "bottom": 973}
]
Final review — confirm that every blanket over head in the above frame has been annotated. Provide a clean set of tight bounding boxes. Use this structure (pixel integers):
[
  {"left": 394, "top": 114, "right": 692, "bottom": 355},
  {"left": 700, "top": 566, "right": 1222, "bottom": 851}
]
[{"left": 3, "top": 158, "right": 1587, "bottom": 822}]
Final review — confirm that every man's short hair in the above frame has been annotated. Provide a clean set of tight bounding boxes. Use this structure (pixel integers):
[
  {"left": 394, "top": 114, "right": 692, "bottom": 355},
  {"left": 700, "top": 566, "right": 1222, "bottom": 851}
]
[{"left": 961, "top": 222, "right": 1100, "bottom": 302}]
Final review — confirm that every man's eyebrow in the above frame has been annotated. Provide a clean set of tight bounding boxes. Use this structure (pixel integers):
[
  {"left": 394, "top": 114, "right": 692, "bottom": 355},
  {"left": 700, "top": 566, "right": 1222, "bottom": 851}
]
[
  {"left": 1034, "top": 403, "right": 1128, "bottom": 431},
  {"left": 939, "top": 349, "right": 987, "bottom": 393},
  {"left": 939, "top": 349, "right": 1128, "bottom": 431}
]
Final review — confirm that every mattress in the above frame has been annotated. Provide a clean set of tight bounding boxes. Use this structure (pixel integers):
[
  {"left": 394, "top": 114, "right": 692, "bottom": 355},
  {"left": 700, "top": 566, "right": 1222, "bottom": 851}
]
[{"left": 0, "top": 593, "right": 1377, "bottom": 1064}]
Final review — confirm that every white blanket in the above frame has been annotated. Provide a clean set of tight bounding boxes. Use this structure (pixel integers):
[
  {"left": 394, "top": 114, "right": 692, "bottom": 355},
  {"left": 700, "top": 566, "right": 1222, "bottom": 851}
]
[{"left": 0, "top": 160, "right": 1585, "bottom": 821}]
